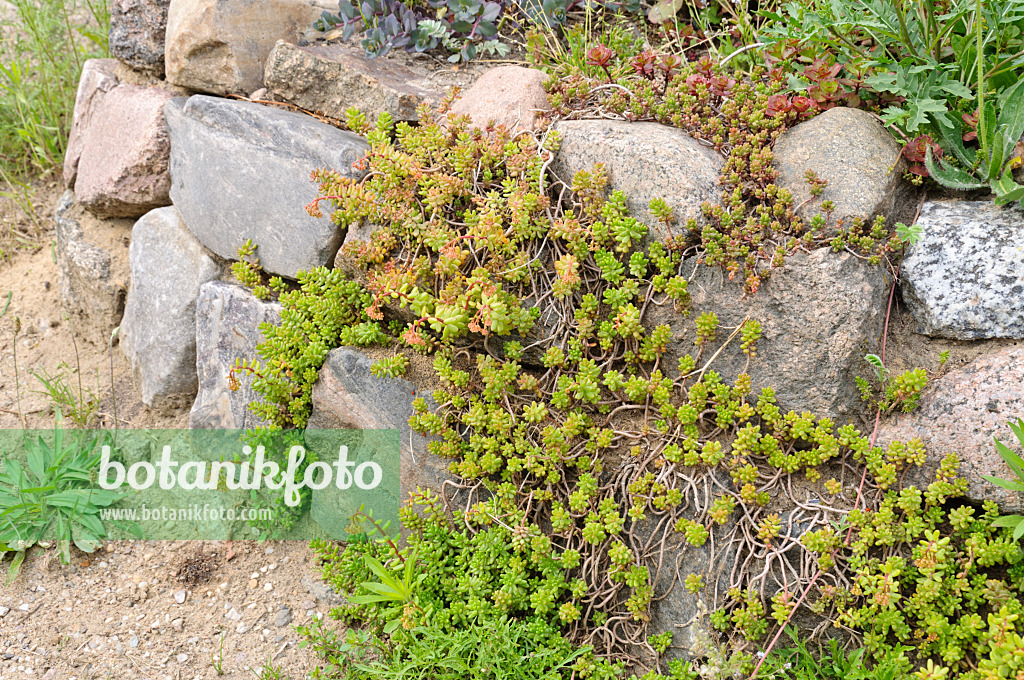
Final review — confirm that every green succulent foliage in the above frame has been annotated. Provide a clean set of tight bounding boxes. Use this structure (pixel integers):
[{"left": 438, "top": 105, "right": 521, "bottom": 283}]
[
  {"left": 985, "top": 418, "right": 1024, "bottom": 541},
  {"left": 310, "top": 490, "right": 621, "bottom": 680},
  {"left": 246, "top": 95, "right": 1024, "bottom": 679},
  {"left": 832, "top": 454, "right": 1024, "bottom": 675},
  {"left": 537, "top": 40, "right": 914, "bottom": 290},
  {"left": 0, "top": 426, "right": 130, "bottom": 583},
  {"left": 857, "top": 355, "right": 928, "bottom": 414},
  {"left": 232, "top": 245, "right": 377, "bottom": 429},
  {"left": 371, "top": 354, "right": 411, "bottom": 379}
]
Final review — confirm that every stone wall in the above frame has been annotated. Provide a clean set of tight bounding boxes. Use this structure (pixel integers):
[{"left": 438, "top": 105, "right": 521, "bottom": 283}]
[{"left": 56, "top": 0, "right": 1024, "bottom": 652}]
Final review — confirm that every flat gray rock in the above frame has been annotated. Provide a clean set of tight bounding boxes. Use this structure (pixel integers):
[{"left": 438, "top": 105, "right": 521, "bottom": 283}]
[
  {"left": 165, "top": 95, "right": 369, "bottom": 278},
  {"left": 264, "top": 41, "right": 439, "bottom": 121},
  {"left": 647, "top": 248, "right": 889, "bottom": 423},
  {"left": 307, "top": 348, "right": 457, "bottom": 523},
  {"left": 551, "top": 120, "right": 723, "bottom": 242},
  {"left": 901, "top": 200, "right": 1024, "bottom": 339},
  {"left": 643, "top": 516, "right": 735, "bottom": 660},
  {"left": 774, "top": 106, "right": 913, "bottom": 234},
  {"left": 121, "top": 206, "right": 223, "bottom": 412},
  {"left": 190, "top": 281, "right": 282, "bottom": 429}
]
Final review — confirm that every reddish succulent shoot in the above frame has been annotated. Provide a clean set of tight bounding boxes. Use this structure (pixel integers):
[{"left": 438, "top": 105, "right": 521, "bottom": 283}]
[
  {"left": 962, "top": 110, "right": 979, "bottom": 142},
  {"left": 631, "top": 50, "right": 657, "bottom": 80},
  {"left": 903, "top": 135, "right": 942, "bottom": 176},
  {"left": 586, "top": 44, "right": 616, "bottom": 83},
  {"left": 658, "top": 54, "right": 683, "bottom": 94},
  {"left": 765, "top": 93, "right": 792, "bottom": 118}
]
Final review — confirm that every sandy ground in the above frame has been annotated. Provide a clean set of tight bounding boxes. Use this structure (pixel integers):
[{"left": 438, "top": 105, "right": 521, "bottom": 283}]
[
  {"left": 0, "top": 183, "right": 187, "bottom": 431},
  {"left": 0, "top": 540, "right": 335, "bottom": 680},
  {"left": 0, "top": 189, "right": 337, "bottom": 680}
]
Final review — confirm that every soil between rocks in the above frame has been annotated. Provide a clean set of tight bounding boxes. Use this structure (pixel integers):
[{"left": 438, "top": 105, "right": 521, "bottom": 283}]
[
  {"left": 0, "top": 184, "right": 186, "bottom": 431},
  {"left": 0, "top": 191, "right": 339, "bottom": 679},
  {"left": 0, "top": 539, "right": 332, "bottom": 679}
]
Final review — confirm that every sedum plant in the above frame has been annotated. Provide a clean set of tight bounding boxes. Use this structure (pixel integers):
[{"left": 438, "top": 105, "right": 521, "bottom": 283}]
[
  {"left": 230, "top": 240, "right": 381, "bottom": 428},
  {"left": 537, "top": 41, "right": 915, "bottom": 292},
  {"left": 239, "top": 97, "right": 1024, "bottom": 679}
]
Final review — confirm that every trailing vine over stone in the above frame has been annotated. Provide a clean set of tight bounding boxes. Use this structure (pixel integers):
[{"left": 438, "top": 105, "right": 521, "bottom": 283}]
[{"left": 229, "top": 101, "right": 1024, "bottom": 679}]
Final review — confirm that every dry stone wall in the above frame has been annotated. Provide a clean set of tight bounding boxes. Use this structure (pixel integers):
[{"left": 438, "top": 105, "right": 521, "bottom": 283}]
[{"left": 50, "top": 0, "right": 1024, "bottom": 650}]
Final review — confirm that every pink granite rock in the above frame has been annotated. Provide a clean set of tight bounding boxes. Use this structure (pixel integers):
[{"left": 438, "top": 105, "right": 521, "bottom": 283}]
[
  {"left": 74, "top": 84, "right": 177, "bottom": 218},
  {"left": 876, "top": 345, "right": 1024, "bottom": 512},
  {"left": 450, "top": 65, "right": 550, "bottom": 132},
  {"left": 63, "top": 59, "right": 120, "bottom": 187}
]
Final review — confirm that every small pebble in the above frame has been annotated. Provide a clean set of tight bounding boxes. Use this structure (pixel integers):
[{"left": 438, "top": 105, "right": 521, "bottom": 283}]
[
  {"left": 263, "top": 582, "right": 272, "bottom": 592},
  {"left": 248, "top": 579, "right": 258, "bottom": 589},
  {"left": 274, "top": 607, "right": 292, "bottom": 627},
  {"left": 174, "top": 590, "right": 186, "bottom": 604},
  {"left": 176, "top": 653, "right": 188, "bottom": 663}
]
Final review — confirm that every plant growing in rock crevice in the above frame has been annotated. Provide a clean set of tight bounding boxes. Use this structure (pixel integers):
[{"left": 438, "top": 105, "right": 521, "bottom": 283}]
[
  {"left": 534, "top": 34, "right": 914, "bottom": 292},
  {"left": 276, "top": 102, "right": 1024, "bottom": 680},
  {"left": 230, "top": 239, "right": 382, "bottom": 429}
]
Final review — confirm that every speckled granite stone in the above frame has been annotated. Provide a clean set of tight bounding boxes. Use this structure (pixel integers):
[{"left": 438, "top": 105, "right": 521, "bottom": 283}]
[
  {"left": 876, "top": 345, "right": 1024, "bottom": 513},
  {"left": 901, "top": 200, "right": 1024, "bottom": 339}
]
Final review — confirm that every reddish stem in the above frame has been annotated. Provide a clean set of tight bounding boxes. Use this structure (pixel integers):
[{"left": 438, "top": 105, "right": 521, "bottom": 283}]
[{"left": 749, "top": 196, "right": 924, "bottom": 678}]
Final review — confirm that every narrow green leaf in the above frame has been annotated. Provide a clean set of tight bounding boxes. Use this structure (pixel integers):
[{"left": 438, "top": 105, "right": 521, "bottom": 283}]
[
  {"left": 360, "top": 581, "right": 402, "bottom": 598},
  {"left": 994, "top": 185, "right": 1024, "bottom": 205},
  {"left": 925, "top": 147, "right": 986, "bottom": 190},
  {"left": 348, "top": 594, "right": 392, "bottom": 605},
  {"left": 981, "top": 475, "right": 1024, "bottom": 492},
  {"left": 991, "top": 515, "right": 1024, "bottom": 528},
  {"left": 999, "top": 79, "right": 1024, "bottom": 144},
  {"left": 994, "top": 437, "right": 1024, "bottom": 479},
  {"left": 5, "top": 550, "right": 25, "bottom": 585},
  {"left": 989, "top": 128, "right": 1007, "bottom": 180}
]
